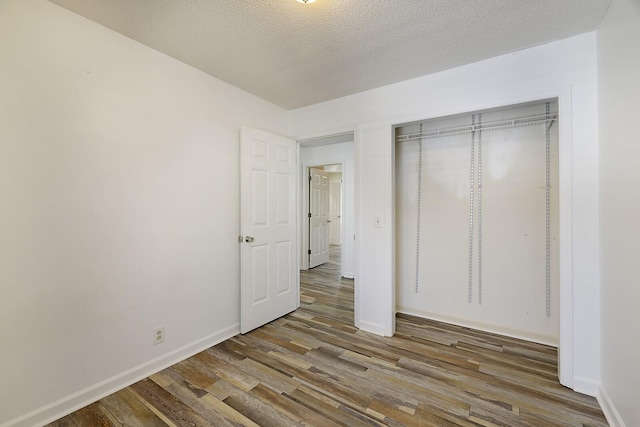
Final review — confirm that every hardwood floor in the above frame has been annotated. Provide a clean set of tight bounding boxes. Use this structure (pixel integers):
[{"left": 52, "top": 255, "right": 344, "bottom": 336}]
[{"left": 48, "top": 246, "right": 608, "bottom": 426}]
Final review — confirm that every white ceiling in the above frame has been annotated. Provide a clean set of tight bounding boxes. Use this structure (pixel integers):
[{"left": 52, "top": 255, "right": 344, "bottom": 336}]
[{"left": 49, "top": 0, "right": 610, "bottom": 110}]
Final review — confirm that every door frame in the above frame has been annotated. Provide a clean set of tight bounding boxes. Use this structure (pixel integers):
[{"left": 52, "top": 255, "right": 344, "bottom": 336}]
[
  {"left": 307, "top": 167, "right": 332, "bottom": 268},
  {"left": 301, "top": 161, "right": 347, "bottom": 272},
  {"left": 296, "top": 130, "right": 358, "bottom": 332},
  {"left": 390, "top": 88, "right": 574, "bottom": 388}
]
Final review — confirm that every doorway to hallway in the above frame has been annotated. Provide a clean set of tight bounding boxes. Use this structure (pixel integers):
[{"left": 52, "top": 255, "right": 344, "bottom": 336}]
[
  {"left": 308, "top": 165, "right": 342, "bottom": 269},
  {"left": 299, "top": 133, "right": 355, "bottom": 279}
]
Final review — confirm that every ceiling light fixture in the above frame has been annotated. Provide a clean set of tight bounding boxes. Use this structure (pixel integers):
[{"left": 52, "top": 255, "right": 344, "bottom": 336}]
[{"left": 296, "top": 0, "right": 316, "bottom": 3}]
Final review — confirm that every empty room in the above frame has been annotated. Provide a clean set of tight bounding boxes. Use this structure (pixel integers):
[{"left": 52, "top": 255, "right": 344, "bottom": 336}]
[{"left": 1, "top": 0, "right": 638, "bottom": 426}]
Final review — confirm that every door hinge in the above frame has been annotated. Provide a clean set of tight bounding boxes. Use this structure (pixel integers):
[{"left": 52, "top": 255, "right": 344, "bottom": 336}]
[
  {"left": 308, "top": 175, "right": 312, "bottom": 182},
  {"left": 308, "top": 212, "right": 312, "bottom": 218},
  {"left": 308, "top": 249, "right": 311, "bottom": 255}
]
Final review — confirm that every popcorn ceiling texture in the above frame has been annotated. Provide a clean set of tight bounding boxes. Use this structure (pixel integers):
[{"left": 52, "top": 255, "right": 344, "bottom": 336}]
[{"left": 50, "top": 0, "right": 610, "bottom": 109}]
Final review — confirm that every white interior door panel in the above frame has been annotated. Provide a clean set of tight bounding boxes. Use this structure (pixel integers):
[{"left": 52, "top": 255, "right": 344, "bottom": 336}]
[{"left": 240, "top": 126, "right": 298, "bottom": 334}]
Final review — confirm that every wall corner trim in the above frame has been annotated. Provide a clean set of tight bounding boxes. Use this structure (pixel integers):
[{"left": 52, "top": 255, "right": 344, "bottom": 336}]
[
  {"left": 597, "top": 384, "right": 627, "bottom": 427},
  {"left": 1, "top": 324, "right": 240, "bottom": 427},
  {"left": 357, "top": 319, "right": 390, "bottom": 337},
  {"left": 572, "top": 376, "right": 600, "bottom": 397}
]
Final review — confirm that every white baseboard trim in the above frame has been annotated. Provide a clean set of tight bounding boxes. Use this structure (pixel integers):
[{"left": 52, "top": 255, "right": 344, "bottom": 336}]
[
  {"left": 341, "top": 272, "right": 354, "bottom": 279},
  {"left": 357, "top": 319, "right": 390, "bottom": 337},
  {"left": 597, "top": 385, "right": 626, "bottom": 427},
  {"left": 572, "top": 376, "right": 600, "bottom": 397},
  {"left": 1, "top": 324, "right": 240, "bottom": 427},
  {"left": 396, "top": 307, "right": 558, "bottom": 347}
]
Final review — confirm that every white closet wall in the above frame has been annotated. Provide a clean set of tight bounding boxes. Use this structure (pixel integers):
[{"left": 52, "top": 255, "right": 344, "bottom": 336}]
[{"left": 395, "top": 101, "right": 559, "bottom": 344}]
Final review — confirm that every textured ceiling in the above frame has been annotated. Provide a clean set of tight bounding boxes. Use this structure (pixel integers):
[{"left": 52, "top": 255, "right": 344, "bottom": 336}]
[{"left": 49, "top": 0, "right": 610, "bottom": 109}]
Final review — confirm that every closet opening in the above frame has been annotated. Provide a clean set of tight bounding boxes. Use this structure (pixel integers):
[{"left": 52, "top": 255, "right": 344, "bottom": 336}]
[{"left": 394, "top": 99, "right": 559, "bottom": 347}]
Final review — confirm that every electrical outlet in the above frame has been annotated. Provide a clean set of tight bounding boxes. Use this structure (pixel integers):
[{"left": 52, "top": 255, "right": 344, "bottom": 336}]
[{"left": 154, "top": 326, "right": 165, "bottom": 345}]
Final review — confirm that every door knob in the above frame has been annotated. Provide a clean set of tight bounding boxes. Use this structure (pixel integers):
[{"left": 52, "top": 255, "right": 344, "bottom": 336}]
[{"left": 245, "top": 236, "right": 255, "bottom": 243}]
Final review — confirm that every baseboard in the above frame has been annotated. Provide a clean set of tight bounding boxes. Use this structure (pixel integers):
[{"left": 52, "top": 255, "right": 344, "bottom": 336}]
[
  {"left": 1, "top": 324, "right": 240, "bottom": 427},
  {"left": 597, "top": 385, "right": 627, "bottom": 427},
  {"left": 357, "top": 319, "right": 391, "bottom": 337},
  {"left": 572, "top": 376, "right": 600, "bottom": 397},
  {"left": 396, "top": 307, "right": 558, "bottom": 347},
  {"left": 341, "top": 272, "right": 354, "bottom": 279}
]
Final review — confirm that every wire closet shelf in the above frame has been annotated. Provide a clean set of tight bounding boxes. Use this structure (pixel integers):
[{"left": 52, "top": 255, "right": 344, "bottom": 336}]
[{"left": 395, "top": 112, "right": 557, "bottom": 143}]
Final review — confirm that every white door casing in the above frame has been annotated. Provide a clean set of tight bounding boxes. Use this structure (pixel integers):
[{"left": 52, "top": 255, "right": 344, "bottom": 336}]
[
  {"left": 329, "top": 174, "right": 343, "bottom": 246},
  {"left": 240, "top": 126, "right": 298, "bottom": 334},
  {"left": 309, "top": 168, "right": 330, "bottom": 268}
]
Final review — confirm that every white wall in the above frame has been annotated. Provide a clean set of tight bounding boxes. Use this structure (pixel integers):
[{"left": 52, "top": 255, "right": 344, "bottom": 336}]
[
  {"left": 597, "top": 0, "right": 640, "bottom": 425},
  {"left": 290, "top": 33, "right": 600, "bottom": 393},
  {"left": 328, "top": 172, "right": 343, "bottom": 246},
  {"left": 0, "top": 1, "right": 288, "bottom": 426},
  {"left": 300, "top": 142, "right": 355, "bottom": 278}
]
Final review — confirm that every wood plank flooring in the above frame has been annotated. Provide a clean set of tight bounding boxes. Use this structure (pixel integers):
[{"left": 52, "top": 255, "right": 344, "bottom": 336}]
[{"left": 48, "top": 246, "right": 608, "bottom": 426}]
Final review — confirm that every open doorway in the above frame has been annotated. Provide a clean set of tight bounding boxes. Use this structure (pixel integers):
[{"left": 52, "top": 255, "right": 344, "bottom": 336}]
[
  {"left": 308, "top": 165, "right": 342, "bottom": 269},
  {"left": 299, "top": 133, "right": 355, "bottom": 279}
]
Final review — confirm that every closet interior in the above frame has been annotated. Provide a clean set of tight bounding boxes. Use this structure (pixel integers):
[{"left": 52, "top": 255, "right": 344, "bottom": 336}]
[{"left": 395, "top": 99, "right": 559, "bottom": 345}]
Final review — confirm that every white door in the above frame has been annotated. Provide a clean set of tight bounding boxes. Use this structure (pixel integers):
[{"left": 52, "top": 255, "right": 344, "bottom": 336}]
[
  {"left": 329, "top": 173, "right": 343, "bottom": 246},
  {"left": 309, "top": 168, "right": 330, "bottom": 268},
  {"left": 240, "top": 126, "right": 298, "bottom": 334}
]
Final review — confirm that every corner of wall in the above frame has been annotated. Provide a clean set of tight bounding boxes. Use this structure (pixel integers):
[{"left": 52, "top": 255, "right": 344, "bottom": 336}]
[
  {"left": 356, "top": 319, "right": 390, "bottom": 337},
  {"left": 572, "top": 376, "right": 601, "bottom": 398}
]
